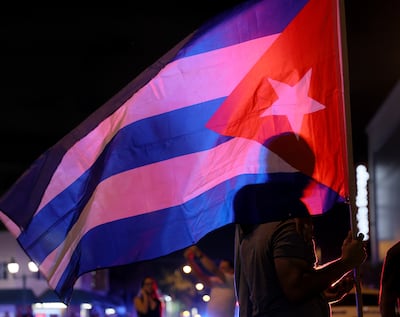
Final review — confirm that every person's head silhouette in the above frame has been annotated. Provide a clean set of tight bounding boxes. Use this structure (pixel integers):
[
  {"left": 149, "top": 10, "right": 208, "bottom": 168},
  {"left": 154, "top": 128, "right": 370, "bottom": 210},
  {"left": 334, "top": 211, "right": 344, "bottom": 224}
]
[{"left": 234, "top": 132, "right": 315, "bottom": 224}]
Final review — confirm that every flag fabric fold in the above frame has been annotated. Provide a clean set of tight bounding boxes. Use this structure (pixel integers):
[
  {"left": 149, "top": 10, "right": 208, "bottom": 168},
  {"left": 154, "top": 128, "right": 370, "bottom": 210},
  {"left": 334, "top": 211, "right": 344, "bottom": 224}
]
[{"left": 0, "top": 0, "right": 348, "bottom": 303}]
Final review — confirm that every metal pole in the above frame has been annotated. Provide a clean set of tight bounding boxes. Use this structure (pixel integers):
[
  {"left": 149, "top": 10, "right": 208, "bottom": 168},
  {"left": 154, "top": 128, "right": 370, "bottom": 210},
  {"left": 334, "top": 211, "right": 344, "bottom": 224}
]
[
  {"left": 338, "top": 0, "right": 364, "bottom": 316},
  {"left": 22, "top": 274, "right": 27, "bottom": 317}
]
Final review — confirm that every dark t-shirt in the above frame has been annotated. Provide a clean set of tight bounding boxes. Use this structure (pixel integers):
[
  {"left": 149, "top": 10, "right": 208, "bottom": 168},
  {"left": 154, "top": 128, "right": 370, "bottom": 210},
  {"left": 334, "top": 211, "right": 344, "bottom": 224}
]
[
  {"left": 238, "top": 219, "right": 330, "bottom": 317},
  {"left": 136, "top": 297, "right": 162, "bottom": 317}
]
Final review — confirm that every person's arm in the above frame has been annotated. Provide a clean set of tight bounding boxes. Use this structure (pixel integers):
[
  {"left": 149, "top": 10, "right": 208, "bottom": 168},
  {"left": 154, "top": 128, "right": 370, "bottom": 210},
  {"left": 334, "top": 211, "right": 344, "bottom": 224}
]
[
  {"left": 184, "top": 245, "right": 226, "bottom": 285},
  {"left": 184, "top": 246, "right": 212, "bottom": 286},
  {"left": 323, "top": 273, "right": 354, "bottom": 303},
  {"left": 275, "top": 230, "right": 367, "bottom": 303},
  {"left": 195, "top": 247, "right": 227, "bottom": 282},
  {"left": 134, "top": 291, "right": 149, "bottom": 315}
]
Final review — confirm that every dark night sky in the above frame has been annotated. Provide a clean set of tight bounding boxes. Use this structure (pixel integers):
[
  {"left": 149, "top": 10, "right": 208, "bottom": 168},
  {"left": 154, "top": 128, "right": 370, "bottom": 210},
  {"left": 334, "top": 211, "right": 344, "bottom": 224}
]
[
  {"left": 1, "top": 2, "right": 400, "bottom": 195},
  {"left": 0, "top": 1, "right": 399, "bottom": 295}
]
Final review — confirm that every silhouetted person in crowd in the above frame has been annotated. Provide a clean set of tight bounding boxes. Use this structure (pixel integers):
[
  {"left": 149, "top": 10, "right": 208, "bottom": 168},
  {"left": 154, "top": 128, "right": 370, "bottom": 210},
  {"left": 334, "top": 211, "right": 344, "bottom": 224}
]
[
  {"left": 234, "top": 132, "right": 367, "bottom": 317},
  {"left": 379, "top": 240, "right": 400, "bottom": 317},
  {"left": 134, "top": 276, "right": 162, "bottom": 317},
  {"left": 184, "top": 245, "right": 236, "bottom": 317}
]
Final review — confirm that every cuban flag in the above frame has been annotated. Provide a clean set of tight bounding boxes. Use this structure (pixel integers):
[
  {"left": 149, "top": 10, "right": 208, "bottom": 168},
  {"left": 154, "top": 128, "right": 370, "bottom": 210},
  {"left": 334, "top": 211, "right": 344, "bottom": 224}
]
[{"left": 0, "top": 0, "right": 349, "bottom": 303}]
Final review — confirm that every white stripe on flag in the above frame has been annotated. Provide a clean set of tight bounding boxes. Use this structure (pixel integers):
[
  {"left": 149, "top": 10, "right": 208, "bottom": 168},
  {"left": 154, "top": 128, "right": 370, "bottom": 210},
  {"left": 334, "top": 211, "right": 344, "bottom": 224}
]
[
  {"left": 37, "top": 34, "right": 279, "bottom": 213},
  {"left": 42, "top": 136, "right": 297, "bottom": 287}
]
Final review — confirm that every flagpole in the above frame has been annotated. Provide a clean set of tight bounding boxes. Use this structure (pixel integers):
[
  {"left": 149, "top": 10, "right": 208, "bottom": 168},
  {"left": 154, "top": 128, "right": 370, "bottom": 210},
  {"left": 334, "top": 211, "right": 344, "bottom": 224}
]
[{"left": 338, "top": 0, "right": 364, "bottom": 317}]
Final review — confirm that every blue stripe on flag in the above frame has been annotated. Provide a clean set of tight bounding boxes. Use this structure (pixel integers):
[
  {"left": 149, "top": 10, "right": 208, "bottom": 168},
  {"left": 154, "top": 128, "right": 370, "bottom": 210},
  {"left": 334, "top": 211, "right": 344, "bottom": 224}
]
[
  {"left": 18, "top": 98, "right": 232, "bottom": 261},
  {"left": 176, "top": 0, "right": 308, "bottom": 58},
  {"left": 53, "top": 172, "right": 267, "bottom": 300},
  {"left": 52, "top": 171, "right": 341, "bottom": 301}
]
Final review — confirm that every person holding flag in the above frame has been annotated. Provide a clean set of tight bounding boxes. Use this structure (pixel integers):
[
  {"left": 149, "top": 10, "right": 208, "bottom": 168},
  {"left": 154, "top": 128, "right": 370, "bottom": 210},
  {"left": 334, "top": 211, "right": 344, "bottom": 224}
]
[
  {"left": 234, "top": 133, "right": 367, "bottom": 317},
  {"left": 235, "top": 217, "right": 366, "bottom": 317},
  {"left": 184, "top": 245, "right": 236, "bottom": 317}
]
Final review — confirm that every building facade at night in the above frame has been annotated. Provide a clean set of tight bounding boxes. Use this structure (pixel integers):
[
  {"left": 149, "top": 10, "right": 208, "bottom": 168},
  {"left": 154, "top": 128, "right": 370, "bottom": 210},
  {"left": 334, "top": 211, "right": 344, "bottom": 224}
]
[
  {"left": 367, "top": 79, "right": 400, "bottom": 264},
  {"left": 0, "top": 232, "right": 124, "bottom": 317}
]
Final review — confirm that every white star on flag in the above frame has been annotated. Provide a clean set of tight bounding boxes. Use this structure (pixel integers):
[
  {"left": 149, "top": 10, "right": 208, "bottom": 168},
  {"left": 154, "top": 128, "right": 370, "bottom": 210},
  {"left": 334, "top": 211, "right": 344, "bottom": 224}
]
[{"left": 261, "top": 68, "right": 326, "bottom": 134}]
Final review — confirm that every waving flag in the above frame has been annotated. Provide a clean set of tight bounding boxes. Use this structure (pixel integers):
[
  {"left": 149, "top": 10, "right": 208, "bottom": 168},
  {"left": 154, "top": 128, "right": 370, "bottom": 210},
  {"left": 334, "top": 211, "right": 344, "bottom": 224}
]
[{"left": 0, "top": 0, "right": 348, "bottom": 303}]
